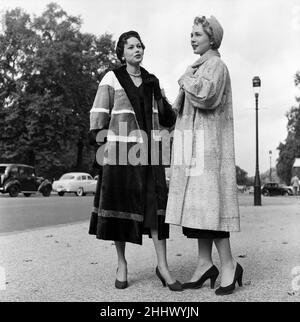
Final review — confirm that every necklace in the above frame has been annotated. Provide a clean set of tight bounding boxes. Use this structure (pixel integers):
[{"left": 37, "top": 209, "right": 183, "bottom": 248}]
[{"left": 127, "top": 70, "right": 141, "bottom": 77}]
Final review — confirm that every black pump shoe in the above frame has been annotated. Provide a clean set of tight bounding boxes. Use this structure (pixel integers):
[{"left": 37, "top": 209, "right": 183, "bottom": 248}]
[
  {"left": 215, "top": 262, "right": 243, "bottom": 296},
  {"left": 182, "top": 265, "right": 219, "bottom": 289},
  {"left": 155, "top": 267, "right": 183, "bottom": 292},
  {"left": 115, "top": 268, "right": 128, "bottom": 289},
  {"left": 115, "top": 279, "right": 128, "bottom": 289}
]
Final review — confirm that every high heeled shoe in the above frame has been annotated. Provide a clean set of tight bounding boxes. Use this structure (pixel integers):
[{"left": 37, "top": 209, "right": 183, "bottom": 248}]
[
  {"left": 115, "top": 279, "right": 128, "bottom": 289},
  {"left": 115, "top": 268, "right": 128, "bottom": 289},
  {"left": 215, "top": 262, "right": 243, "bottom": 296},
  {"left": 182, "top": 265, "right": 219, "bottom": 289},
  {"left": 155, "top": 267, "right": 183, "bottom": 292}
]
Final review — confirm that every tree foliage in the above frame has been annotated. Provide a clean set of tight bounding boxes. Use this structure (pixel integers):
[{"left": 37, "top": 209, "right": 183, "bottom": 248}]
[
  {"left": 0, "top": 3, "right": 119, "bottom": 178},
  {"left": 235, "top": 165, "right": 248, "bottom": 185},
  {"left": 276, "top": 71, "right": 300, "bottom": 184}
]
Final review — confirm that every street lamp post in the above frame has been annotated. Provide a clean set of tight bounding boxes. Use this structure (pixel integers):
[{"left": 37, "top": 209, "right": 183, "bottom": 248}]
[
  {"left": 269, "top": 150, "right": 272, "bottom": 182},
  {"left": 253, "top": 76, "right": 262, "bottom": 206}
]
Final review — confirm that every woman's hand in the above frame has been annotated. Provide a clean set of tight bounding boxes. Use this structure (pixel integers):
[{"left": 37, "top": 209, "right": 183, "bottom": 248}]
[
  {"left": 178, "top": 77, "right": 185, "bottom": 89},
  {"left": 185, "top": 65, "right": 196, "bottom": 75},
  {"left": 173, "top": 88, "right": 185, "bottom": 114},
  {"left": 179, "top": 66, "right": 196, "bottom": 89},
  {"left": 88, "top": 129, "right": 100, "bottom": 146}
]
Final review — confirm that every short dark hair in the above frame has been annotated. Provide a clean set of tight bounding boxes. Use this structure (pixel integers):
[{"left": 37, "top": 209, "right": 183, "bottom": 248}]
[{"left": 116, "top": 31, "right": 145, "bottom": 63}]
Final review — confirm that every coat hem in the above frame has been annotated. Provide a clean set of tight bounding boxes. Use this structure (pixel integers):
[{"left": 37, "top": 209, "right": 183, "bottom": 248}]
[{"left": 165, "top": 220, "right": 240, "bottom": 232}]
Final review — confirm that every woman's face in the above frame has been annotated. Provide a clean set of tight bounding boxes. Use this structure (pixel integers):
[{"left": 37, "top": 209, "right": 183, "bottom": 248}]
[
  {"left": 191, "top": 24, "right": 211, "bottom": 55},
  {"left": 123, "top": 37, "right": 144, "bottom": 66}
]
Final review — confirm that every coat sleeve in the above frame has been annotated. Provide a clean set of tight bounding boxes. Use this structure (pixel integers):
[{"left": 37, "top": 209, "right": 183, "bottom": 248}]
[
  {"left": 147, "top": 75, "right": 177, "bottom": 128},
  {"left": 157, "top": 95, "right": 177, "bottom": 128},
  {"left": 180, "top": 58, "right": 228, "bottom": 110},
  {"left": 89, "top": 71, "right": 114, "bottom": 145}
]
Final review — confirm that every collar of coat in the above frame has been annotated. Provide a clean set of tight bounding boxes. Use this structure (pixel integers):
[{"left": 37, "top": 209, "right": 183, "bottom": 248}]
[
  {"left": 191, "top": 49, "right": 221, "bottom": 68},
  {"left": 113, "top": 65, "right": 156, "bottom": 130},
  {"left": 113, "top": 64, "right": 157, "bottom": 90}
]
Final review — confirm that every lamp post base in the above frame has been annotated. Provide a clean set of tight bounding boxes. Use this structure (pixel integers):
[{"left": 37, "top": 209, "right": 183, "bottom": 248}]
[{"left": 254, "top": 186, "right": 261, "bottom": 206}]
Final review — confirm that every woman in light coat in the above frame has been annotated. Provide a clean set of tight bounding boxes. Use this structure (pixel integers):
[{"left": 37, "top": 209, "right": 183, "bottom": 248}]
[{"left": 166, "top": 15, "right": 243, "bottom": 295}]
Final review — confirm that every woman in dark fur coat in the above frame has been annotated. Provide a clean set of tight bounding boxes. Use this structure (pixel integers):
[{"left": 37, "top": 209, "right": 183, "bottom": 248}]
[{"left": 88, "top": 31, "right": 181, "bottom": 291}]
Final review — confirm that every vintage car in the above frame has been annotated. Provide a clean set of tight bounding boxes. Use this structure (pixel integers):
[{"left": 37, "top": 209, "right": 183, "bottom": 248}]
[
  {"left": 261, "top": 182, "right": 293, "bottom": 196},
  {"left": 52, "top": 172, "right": 97, "bottom": 196},
  {"left": 0, "top": 163, "right": 52, "bottom": 197}
]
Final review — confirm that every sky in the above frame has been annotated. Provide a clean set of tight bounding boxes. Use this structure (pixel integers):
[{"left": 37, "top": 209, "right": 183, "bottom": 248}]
[{"left": 1, "top": 0, "right": 300, "bottom": 176}]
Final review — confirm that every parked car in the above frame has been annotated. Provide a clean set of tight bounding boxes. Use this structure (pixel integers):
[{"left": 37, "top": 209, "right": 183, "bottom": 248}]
[
  {"left": 52, "top": 172, "right": 97, "bottom": 196},
  {"left": 0, "top": 163, "right": 52, "bottom": 197},
  {"left": 280, "top": 184, "right": 294, "bottom": 195},
  {"left": 261, "top": 182, "right": 292, "bottom": 196},
  {"left": 237, "top": 185, "right": 247, "bottom": 193}
]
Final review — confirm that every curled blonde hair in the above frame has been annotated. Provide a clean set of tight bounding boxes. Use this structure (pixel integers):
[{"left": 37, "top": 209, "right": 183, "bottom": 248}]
[{"left": 194, "top": 16, "right": 216, "bottom": 49}]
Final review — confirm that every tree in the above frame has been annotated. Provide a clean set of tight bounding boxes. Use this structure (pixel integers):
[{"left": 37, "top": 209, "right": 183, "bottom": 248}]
[
  {"left": 276, "top": 71, "right": 300, "bottom": 184},
  {"left": 0, "top": 8, "right": 39, "bottom": 164},
  {"left": 0, "top": 3, "right": 119, "bottom": 178},
  {"left": 235, "top": 165, "right": 248, "bottom": 185}
]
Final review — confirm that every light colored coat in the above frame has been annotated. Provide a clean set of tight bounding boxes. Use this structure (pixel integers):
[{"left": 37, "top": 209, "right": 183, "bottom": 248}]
[{"left": 165, "top": 49, "right": 240, "bottom": 232}]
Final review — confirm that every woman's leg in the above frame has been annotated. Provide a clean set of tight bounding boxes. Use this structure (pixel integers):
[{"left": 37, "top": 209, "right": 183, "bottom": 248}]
[
  {"left": 115, "top": 241, "right": 127, "bottom": 282},
  {"left": 187, "top": 239, "right": 214, "bottom": 282},
  {"left": 151, "top": 229, "right": 176, "bottom": 285},
  {"left": 214, "top": 238, "right": 236, "bottom": 286}
]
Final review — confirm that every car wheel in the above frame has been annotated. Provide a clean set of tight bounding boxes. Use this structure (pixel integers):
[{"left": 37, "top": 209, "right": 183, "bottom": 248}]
[
  {"left": 23, "top": 193, "right": 31, "bottom": 197},
  {"left": 42, "top": 186, "right": 51, "bottom": 197},
  {"left": 76, "top": 187, "right": 85, "bottom": 197},
  {"left": 283, "top": 191, "right": 288, "bottom": 196},
  {"left": 58, "top": 191, "right": 65, "bottom": 196},
  {"left": 8, "top": 185, "right": 19, "bottom": 197},
  {"left": 262, "top": 190, "right": 270, "bottom": 196}
]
